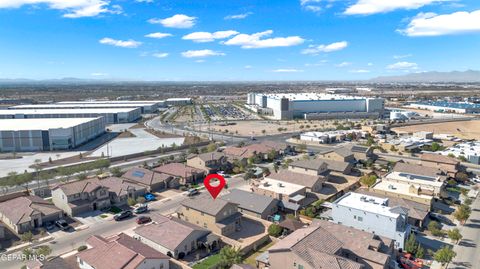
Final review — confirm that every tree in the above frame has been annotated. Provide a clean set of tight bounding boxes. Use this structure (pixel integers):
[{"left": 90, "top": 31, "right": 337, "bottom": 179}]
[
  {"left": 428, "top": 221, "right": 443, "bottom": 237},
  {"left": 35, "top": 245, "right": 52, "bottom": 257},
  {"left": 434, "top": 246, "right": 456, "bottom": 266},
  {"left": 21, "top": 231, "right": 34, "bottom": 242},
  {"left": 267, "top": 149, "right": 277, "bottom": 161},
  {"left": 188, "top": 146, "right": 199, "bottom": 154},
  {"left": 416, "top": 244, "right": 425, "bottom": 259},
  {"left": 268, "top": 224, "right": 283, "bottom": 237},
  {"left": 127, "top": 197, "right": 137, "bottom": 206},
  {"left": 366, "top": 136, "right": 375, "bottom": 146},
  {"left": 430, "top": 142, "right": 442, "bottom": 152},
  {"left": 218, "top": 246, "right": 242, "bottom": 269},
  {"left": 22, "top": 248, "right": 34, "bottom": 260},
  {"left": 110, "top": 167, "right": 123, "bottom": 177},
  {"left": 77, "top": 173, "right": 87, "bottom": 181},
  {"left": 454, "top": 204, "right": 472, "bottom": 224},
  {"left": 405, "top": 234, "right": 418, "bottom": 254},
  {"left": 447, "top": 228, "right": 463, "bottom": 244},
  {"left": 360, "top": 175, "right": 377, "bottom": 187},
  {"left": 456, "top": 172, "right": 469, "bottom": 183}
]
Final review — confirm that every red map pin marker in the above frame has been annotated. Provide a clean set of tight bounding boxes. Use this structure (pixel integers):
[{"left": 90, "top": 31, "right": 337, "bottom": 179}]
[{"left": 204, "top": 174, "right": 226, "bottom": 199}]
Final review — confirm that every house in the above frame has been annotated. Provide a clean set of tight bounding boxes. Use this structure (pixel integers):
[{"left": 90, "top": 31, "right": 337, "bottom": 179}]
[
  {"left": 51, "top": 177, "right": 145, "bottom": 216},
  {"left": 257, "top": 219, "right": 393, "bottom": 269},
  {"left": 344, "top": 144, "right": 375, "bottom": 161},
  {"left": 77, "top": 233, "right": 169, "bottom": 269},
  {"left": 319, "top": 147, "right": 355, "bottom": 163},
  {"left": 133, "top": 214, "right": 217, "bottom": 259},
  {"left": 186, "top": 152, "right": 229, "bottom": 173},
  {"left": 386, "top": 162, "right": 447, "bottom": 198},
  {"left": 220, "top": 189, "right": 278, "bottom": 220},
  {"left": 266, "top": 170, "right": 326, "bottom": 193},
  {"left": 122, "top": 167, "right": 177, "bottom": 191},
  {"left": 355, "top": 189, "right": 429, "bottom": 228},
  {"left": 331, "top": 192, "right": 410, "bottom": 249},
  {"left": 321, "top": 159, "right": 353, "bottom": 175},
  {"left": 223, "top": 141, "right": 290, "bottom": 164},
  {"left": 420, "top": 153, "right": 460, "bottom": 178},
  {"left": 278, "top": 218, "right": 306, "bottom": 233},
  {"left": 153, "top": 163, "right": 205, "bottom": 185},
  {"left": 177, "top": 194, "right": 242, "bottom": 236},
  {"left": 288, "top": 159, "right": 329, "bottom": 177},
  {"left": 0, "top": 196, "right": 63, "bottom": 234},
  {"left": 371, "top": 179, "right": 433, "bottom": 207},
  {"left": 251, "top": 178, "right": 307, "bottom": 214}
]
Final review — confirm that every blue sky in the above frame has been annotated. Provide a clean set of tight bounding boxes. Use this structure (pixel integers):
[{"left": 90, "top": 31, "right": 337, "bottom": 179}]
[{"left": 0, "top": 0, "right": 479, "bottom": 81}]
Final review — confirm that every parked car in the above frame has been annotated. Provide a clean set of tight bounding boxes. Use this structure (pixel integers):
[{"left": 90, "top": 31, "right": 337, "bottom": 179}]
[
  {"left": 471, "top": 177, "right": 480, "bottom": 183},
  {"left": 144, "top": 193, "right": 156, "bottom": 202},
  {"left": 55, "top": 220, "right": 70, "bottom": 231},
  {"left": 136, "top": 216, "right": 152, "bottom": 225},
  {"left": 187, "top": 188, "right": 199, "bottom": 197},
  {"left": 45, "top": 222, "right": 55, "bottom": 231},
  {"left": 114, "top": 210, "right": 133, "bottom": 221},
  {"left": 133, "top": 204, "right": 148, "bottom": 214}
]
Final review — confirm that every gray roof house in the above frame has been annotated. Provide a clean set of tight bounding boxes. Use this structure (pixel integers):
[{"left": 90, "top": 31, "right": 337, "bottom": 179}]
[
  {"left": 122, "top": 167, "right": 176, "bottom": 191},
  {"left": 267, "top": 169, "right": 327, "bottom": 193},
  {"left": 220, "top": 189, "right": 278, "bottom": 220}
]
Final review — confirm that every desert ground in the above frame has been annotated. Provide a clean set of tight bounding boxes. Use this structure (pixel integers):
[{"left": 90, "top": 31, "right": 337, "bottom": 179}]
[{"left": 392, "top": 119, "right": 480, "bottom": 140}]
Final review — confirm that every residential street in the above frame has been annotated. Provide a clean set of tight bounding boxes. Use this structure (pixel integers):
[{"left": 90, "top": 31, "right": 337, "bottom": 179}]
[
  {"left": 0, "top": 177, "right": 247, "bottom": 269},
  {"left": 448, "top": 195, "right": 480, "bottom": 269}
]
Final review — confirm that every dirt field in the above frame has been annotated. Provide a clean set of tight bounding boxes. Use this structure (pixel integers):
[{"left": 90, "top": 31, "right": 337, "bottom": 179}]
[
  {"left": 199, "top": 120, "right": 355, "bottom": 136},
  {"left": 392, "top": 120, "right": 480, "bottom": 140}
]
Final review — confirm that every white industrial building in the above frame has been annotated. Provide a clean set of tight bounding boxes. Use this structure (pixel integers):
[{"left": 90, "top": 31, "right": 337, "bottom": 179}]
[
  {"left": 0, "top": 108, "right": 141, "bottom": 124},
  {"left": 409, "top": 101, "right": 480, "bottom": 114},
  {"left": 9, "top": 102, "right": 158, "bottom": 114},
  {"left": 246, "top": 93, "right": 384, "bottom": 120},
  {"left": 57, "top": 100, "right": 165, "bottom": 112},
  {"left": 439, "top": 141, "right": 480, "bottom": 164},
  {"left": 389, "top": 110, "right": 421, "bottom": 121},
  {"left": 165, "top": 98, "right": 192, "bottom": 106},
  {"left": 300, "top": 130, "right": 366, "bottom": 144},
  {"left": 332, "top": 192, "right": 410, "bottom": 249},
  {"left": 0, "top": 118, "right": 105, "bottom": 152}
]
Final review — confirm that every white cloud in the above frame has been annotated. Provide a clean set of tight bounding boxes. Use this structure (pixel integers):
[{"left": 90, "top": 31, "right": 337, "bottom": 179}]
[
  {"left": 145, "top": 32, "right": 172, "bottom": 39},
  {"left": 99, "top": 38, "right": 142, "bottom": 48},
  {"left": 344, "top": 0, "right": 447, "bottom": 15},
  {"left": 272, "top": 69, "right": 304, "bottom": 73},
  {"left": 300, "top": 0, "right": 322, "bottom": 12},
  {"left": 149, "top": 14, "right": 196, "bottom": 28},
  {"left": 399, "top": 10, "right": 480, "bottom": 36},
  {"left": 0, "top": 0, "right": 121, "bottom": 18},
  {"left": 181, "top": 49, "right": 225, "bottom": 58},
  {"left": 301, "top": 41, "right": 348, "bottom": 55},
  {"left": 91, "top": 72, "right": 108, "bottom": 76},
  {"left": 350, "top": 69, "right": 370, "bottom": 73},
  {"left": 335, "top": 62, "right": 352, "bottom": 67},
  {"left": 244, "top": 65, "right": 253, "bottom": 69},
  {"left": 223, "top": 30, "right": 304, "bottom": 49},
  {"left": 135, "top": 0, "right": 153, "bottom": 2},
  {"left": 182, "top": 30, "right": 239, "bottom": 43},
  {"left": 387, "top": 61, "right": 418, "bottom": 70},
  {"left": 367, "top": 62, "right": 374, "bottom": 66},
  {"left": 224, "top": 12, "right": 252, "bottom": 20},
  {"left": 393, "top": 54, "right": 412, "bottom": 59},
  {"left": 152, "top": 52, "right": 169, "bottom": 58}
]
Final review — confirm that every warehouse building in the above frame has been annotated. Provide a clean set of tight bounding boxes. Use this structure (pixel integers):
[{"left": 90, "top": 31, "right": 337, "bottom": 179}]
[
  {"left": 57, "top": 100, "right": 165, "bottom": 111},
  {"left": 0, "top": 118, "right": 105, "bottom": 152},
  {"left": 246, "top": 92, "right": 384, "bottom": 120},
  {"left": 0, "top": 108, "right": 141, "bottom": 124},
  {"left": 9, "top": 102, "right": 157, "bottom": 113},
  {"left": 409, "top": 101, "right": 480, "bottom": 114},
  {"left": 165, "top": 98, "right": 192, "bottom": 106}
]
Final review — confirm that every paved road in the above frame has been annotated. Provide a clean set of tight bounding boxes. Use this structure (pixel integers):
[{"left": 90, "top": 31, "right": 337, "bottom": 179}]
[
  {"left": 0, "top": 176, "right": 248, "bottom": 269},
  {"left": 448, "top": 195, "right": 480, "bottom": 269}
]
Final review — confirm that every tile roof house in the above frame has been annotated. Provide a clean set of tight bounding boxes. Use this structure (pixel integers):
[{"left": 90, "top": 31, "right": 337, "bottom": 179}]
[
  {"left": 343, "top": 144, "right": 375, "bottom": 161},
  {"left": 223, "top": 141, "right": 290, "bottom": 163},
  {"left": 178, "top": 194, "right": 242, "bottom": 236},
  {"left": 0, "top": 195, "right": 63, "bottom": 234},
  {"left": 77, "top": 233, "right": 169, "bottom": 269},
  {"left": 257, "top": 220, "right": 393, "bottom": 269},
  {"left": 26, "top": 256, "right": 78, "bottom": 269},
  {"left": 266, "top": 170, "right": 326, "bottom": 193},
  {"left": 153, "top": 163, "right": 205, "bottom": 185},
  {"left": 122, "top": 167, "right": 177, "bottom": 191},
  {"left": 319, "top": 147, "right": 356, "bottom": 163},
  {"left": 186, "top": 152, "right": 229, "bottom": 173},
  {"left": 420, "top": 153, "right": 460, "bottom": 178},
  {"left": 51, "top": 177, "right": 146, "bottom": 216},
  {"left": 220, "top": 189, "right": 278, "bottom": 220},
  {"left": 288, "top": 159, "right": 329, "bottom": 177},
  {"left": 133, "top": 214, "right": 215, "bottom": 259}
]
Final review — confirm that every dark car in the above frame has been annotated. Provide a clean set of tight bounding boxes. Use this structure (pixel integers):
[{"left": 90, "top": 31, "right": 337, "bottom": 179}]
[
  {"left": 114, "top": 210, "right": 133, "bottom": 221},
  {"left": 45, "top": 222, "right": 55, "bottom": 231},
  {"left": 136, "top": 216, "right": 152, "bottom": 224},
  {"left": 55, "top": 220, "right": 70, "bottom": 231},
  {"left": 144, "top": 193, "right": 156, "bottom": 202}
]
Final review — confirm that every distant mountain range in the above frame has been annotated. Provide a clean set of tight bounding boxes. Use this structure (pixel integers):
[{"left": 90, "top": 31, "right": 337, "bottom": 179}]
[{"left": 370, "top": 70, "right": 480, "bottom": 83}]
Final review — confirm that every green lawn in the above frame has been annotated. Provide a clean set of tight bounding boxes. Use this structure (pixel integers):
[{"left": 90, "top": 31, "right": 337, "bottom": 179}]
[
  {"left": 109, "top": 206, "right": 122, "bottom": 214},
  {"left": 192, "top": 253, "right": 222, "bottom": 269}
]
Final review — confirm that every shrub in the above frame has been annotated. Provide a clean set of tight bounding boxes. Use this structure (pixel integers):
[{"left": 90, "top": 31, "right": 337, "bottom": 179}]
[
  {"left": 78, "top": 245, "right": 88, "bottom": 252},
  {"left": 127, "top": 197, "right": 137, "bottom": 206},
  {"left": 268, "top": 224, "right": 283, "bottom": 237}
]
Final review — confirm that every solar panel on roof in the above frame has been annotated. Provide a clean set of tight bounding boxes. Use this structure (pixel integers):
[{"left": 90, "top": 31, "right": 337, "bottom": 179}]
[{"left": 132, "top": 171, "right": 145, "bottom": 178}]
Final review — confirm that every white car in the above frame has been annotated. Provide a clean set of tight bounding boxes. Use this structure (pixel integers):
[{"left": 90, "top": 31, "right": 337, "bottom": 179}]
[{"left": 471, "top": 177, "right": 480, "bottom": 183}]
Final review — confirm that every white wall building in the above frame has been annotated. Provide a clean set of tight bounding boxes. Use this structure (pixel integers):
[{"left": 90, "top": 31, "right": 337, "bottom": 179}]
[
  {"left": 0, "top": 118, "right": 105, "bottom": 152},
  {"left": 332, "top": 192, "right": 410, "bottom": 249},
  {"left": 10, "top": 102, "right": 157, "bottom": 113},
  {"left": 247, "top": 92, "right": 384, "bottom": 120},
  {"left": 439, "top": 141, "right": 480, "bottom": 164},
  {"left": 0, "top": 108, "right": 141, "bottom": 124}
]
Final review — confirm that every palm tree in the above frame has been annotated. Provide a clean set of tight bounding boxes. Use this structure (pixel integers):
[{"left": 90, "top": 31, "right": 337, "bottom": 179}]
[{"left": 218, "top": 246, "right": 243, "bottom": 269}]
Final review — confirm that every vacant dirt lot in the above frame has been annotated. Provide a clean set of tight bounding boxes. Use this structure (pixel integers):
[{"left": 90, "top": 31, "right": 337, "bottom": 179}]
[
  {"left": 392, "top": 120, "right": 480, "bottom": 140},
  {"left": 200, "top": 120, "right": 351, "bottom": 136}
]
